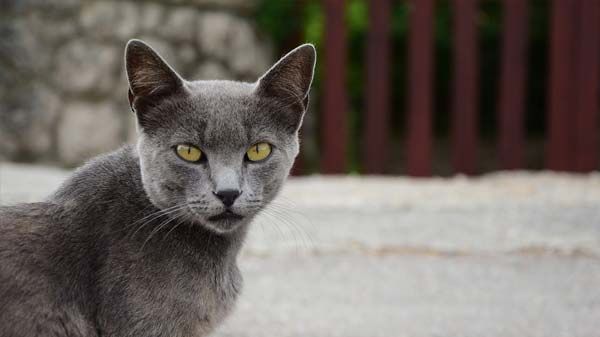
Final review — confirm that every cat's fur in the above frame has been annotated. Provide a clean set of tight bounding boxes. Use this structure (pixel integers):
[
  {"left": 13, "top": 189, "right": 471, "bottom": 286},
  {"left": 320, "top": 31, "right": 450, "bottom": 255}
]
[{"left": 0, "top": 40, "right": 315, "bottom": 337}]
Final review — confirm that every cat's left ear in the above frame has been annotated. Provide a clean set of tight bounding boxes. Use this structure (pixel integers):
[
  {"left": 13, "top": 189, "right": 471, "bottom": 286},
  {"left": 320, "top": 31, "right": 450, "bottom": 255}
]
[
  {"left": 125, "top": 39, "right": 185, "bottom": 114},
  {"left": 256, "top": 44, "right": 316, "bottom": 128}
]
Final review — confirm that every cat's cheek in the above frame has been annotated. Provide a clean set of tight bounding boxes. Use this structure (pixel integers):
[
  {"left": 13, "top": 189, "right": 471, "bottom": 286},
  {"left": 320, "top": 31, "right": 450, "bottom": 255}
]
[
  {"left": 142, "top": 178, "right": 171, "bottom": 209},
  {"left": 159, "top": 181, "right": 184, "bottom": 194},
  {"left": 253, "top": 170, "right": 285, "bottom": 205},
  {"left": 242, "top": 173, "right": 266, "bottom": 203}
]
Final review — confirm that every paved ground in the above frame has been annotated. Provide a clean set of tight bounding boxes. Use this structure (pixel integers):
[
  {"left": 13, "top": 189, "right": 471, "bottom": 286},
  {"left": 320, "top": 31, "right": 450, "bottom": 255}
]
[{"left": 1, "top": 163, "right": 599, "bottom": 337}]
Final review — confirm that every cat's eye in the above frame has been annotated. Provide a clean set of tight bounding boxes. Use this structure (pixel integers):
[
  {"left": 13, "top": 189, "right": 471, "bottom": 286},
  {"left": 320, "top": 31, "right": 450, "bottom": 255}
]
[
  {"left": 246, "top": 143, "right": 272, "bottom": 162},
  {"left": 175, "top": 144, "right": 203, "bottom": 163}
]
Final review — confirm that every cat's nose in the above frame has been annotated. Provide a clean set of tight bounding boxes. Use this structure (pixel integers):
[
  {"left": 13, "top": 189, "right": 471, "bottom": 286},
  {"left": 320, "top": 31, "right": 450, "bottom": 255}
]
[{"left": 213, "top": 189, "right": 241, "bottom": 207}]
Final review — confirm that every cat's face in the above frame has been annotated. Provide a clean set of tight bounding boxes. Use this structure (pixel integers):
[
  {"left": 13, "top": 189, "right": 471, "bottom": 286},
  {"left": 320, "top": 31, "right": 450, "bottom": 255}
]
[{"left": 125, "top": 40, "right": 315, "bottom": 234}]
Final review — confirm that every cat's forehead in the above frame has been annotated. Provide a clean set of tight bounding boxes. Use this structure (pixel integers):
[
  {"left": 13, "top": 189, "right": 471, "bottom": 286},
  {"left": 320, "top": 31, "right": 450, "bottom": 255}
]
[
  {"left": 186, "top": 80, "right": 257, "bottom": 115},
  {"left": 185, "top": 80, "right": 264, "bottom": 127},
  {"left": 166, "top": 80, "right": 279, "bottom": 149}
]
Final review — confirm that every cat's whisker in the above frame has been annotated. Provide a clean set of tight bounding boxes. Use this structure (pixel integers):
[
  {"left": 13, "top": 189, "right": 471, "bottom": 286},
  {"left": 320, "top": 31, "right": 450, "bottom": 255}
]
[
  {"left": 263, "top": 203, "right": 316, "bottom": 250},
  {"left": 140, "top": 209, "right": 186, "bottom": 251},
  {"left": 270, "top": 196, "right": 301, "bottom": 210},
  {"left": 127, "top": 203, "right": 189, "bottom": 241},
  {"left": 109, "top": 208, "right": 172, "bottom": 240},
  {"left": 267, "top": 210, "right": 309, "bottom": 253},
  {"left": 161, "top": 218, "right": 186, "bottom": 243},
  {"left": 259, "top": 205, "right": 315, "bottom": 252},
  {"left": 257, "top": 210, "right": 286, "bottom": 242},
  {"left": 273, "top": 199, "right": 313, "bottom": 220},
  {"left": 269, "top": 200, "right": 316, "bottom": 236},
  {"left": 114, "top": 203, "right": 183, "bottom": 235}
]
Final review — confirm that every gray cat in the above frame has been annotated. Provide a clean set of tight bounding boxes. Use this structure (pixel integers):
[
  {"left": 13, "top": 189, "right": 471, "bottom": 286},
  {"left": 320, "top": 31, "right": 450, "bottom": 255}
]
[{"left": 0, "top": 39, "right": 315, "bottom": 337}]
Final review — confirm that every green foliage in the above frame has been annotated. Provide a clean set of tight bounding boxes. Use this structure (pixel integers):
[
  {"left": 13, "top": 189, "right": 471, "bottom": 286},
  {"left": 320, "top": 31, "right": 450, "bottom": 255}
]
[
  {"left": 255, "top": 1, "right": 299, "bottom": 48},
  {"left": 304, "top": 2, "right": 324, "bottom": 45}
]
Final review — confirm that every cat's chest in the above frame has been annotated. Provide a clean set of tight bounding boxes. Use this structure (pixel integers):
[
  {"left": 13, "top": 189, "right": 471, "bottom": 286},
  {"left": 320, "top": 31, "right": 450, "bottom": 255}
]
[
  {"left": 104, "top": 249, "right": 242, "bottom": 337},
  {"left": 187, "top": 267, "right": 242, "bottom": 336},
  {"left": 153, "top": 262, "right": 242, "bottom": 336}
]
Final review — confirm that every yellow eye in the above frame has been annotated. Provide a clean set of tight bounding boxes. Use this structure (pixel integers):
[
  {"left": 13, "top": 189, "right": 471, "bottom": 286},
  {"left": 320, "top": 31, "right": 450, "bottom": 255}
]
[
  {"left": 175, "top": 144, "right": 203, "bottom": 162},
  {"left": 246, "top": 143, "right": 272, "bottom": 162}
]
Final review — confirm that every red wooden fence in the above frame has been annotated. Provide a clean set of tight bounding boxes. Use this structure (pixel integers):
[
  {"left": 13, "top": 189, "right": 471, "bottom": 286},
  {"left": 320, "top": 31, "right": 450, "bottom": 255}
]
[
  {"left": 571, "top": 0, "right": 599, "bottom": 172},
  {"left": 318, "top": 0, "right": 599, "bottom": 176},
  {"left": 451, "top": 0, "right": 479, "bottom": 175},
  {"left": 498, "top": 0, "right": 528, "bottom": 170},
  {"left": 406, "top": 0, "right": 434, "bottom": 177},
  {"left": 547, "top": 0, "right": 600, "bottom": 172},
  {"left": 363, "top": 0, "right": 391, "bottom": 174},
  {"left": 321, "top": 0, "right": 348, "bottom": 173}
]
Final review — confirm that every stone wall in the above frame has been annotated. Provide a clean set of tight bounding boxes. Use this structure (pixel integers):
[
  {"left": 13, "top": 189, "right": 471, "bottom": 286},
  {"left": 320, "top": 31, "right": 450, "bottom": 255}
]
[{"left": 0, "top": 0, "right": 273, "bottom": 166}]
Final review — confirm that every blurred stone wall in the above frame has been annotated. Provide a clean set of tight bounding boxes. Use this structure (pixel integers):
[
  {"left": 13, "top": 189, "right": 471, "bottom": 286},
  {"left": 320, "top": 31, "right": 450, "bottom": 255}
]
[{"left": 0, "top": 0, "right": 273, "bottom": 166}]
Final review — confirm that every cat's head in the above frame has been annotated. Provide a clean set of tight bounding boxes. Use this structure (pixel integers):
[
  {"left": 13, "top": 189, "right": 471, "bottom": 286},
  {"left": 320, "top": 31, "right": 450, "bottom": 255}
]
[{"left": 125, "top": 39, "right": 315, "bottom": 234}]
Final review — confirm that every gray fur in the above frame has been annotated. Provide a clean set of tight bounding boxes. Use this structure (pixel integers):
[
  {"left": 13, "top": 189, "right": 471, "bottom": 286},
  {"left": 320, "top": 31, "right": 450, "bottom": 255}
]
[{"left": 0, "top": 40, "right": 316, "bottom": 337}]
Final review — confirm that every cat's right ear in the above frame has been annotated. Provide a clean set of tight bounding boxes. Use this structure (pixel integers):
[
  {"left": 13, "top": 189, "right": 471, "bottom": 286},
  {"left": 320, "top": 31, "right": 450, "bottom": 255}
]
[
  {"left": 255, "top": 44, "right": 316, "bottom": 133},
  {"left": 256, "top": 44, "right": 316, "bottom": 109},
  {"left": 125, "top": 39, "right": 184, "bottom": 116}
]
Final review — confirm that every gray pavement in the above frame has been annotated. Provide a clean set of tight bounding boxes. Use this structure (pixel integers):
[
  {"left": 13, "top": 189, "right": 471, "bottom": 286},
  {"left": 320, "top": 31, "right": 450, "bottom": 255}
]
[{"left": 1, "top": 163, "right": 599, "bottom": 336}]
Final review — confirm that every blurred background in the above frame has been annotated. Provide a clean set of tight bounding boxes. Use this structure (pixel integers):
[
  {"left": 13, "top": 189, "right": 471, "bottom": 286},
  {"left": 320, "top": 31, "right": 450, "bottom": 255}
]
[
  {"left": 2, "top": 1, "right": 600, "bottom": 336},
  {"left": 1, "top": 0, "right": 598, "bottom": 176}
]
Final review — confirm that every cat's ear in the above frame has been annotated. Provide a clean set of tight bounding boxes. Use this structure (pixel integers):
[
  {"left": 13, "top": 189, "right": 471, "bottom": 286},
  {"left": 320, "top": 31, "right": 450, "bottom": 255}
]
[
  {"left": 125, "top": 39, "right": 184, "bottom": 111},
  {"left": 256, "top": 44, "right": 316, "bottom": 111}
]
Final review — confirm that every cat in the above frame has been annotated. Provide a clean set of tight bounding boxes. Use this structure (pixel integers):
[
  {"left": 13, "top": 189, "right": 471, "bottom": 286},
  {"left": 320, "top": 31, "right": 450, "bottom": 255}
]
[{"left": 0, "top": 39, "right": 316, "bottom": 337}]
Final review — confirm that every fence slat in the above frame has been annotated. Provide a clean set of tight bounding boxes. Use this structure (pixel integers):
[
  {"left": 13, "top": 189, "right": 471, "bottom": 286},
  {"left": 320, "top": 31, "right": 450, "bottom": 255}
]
[
  {"left": 546, "top": 0, "right": 577, "bottom": 171},
  {"left": 573, "top": 0, "right": 600, "bottom": 172},
  {"left": 321, "top": 0, "right": 348, "bottom": 173},
  {"left": 322, "top": 0, "right": 348, "bottom": 174},
  {"left": 498, "top": 0, "right": 528, "bottom": 170},
  {"left": 406, "top": 0, "right": 435, "bottom": 177},
  {"left": 364, "top": 0, "right": 391, "bottom": 174},
  {"left": 451, "top": 0, "right": 479, "bottom": 175}
]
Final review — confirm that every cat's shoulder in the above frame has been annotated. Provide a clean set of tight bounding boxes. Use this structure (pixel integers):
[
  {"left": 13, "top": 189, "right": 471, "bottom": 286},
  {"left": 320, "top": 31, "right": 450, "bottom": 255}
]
[
  {"left": 75, "top": 144, "right": 140, "bottom": 178},
  {"left": 52, "top": 145, "right": 142, "bottom": 200}
]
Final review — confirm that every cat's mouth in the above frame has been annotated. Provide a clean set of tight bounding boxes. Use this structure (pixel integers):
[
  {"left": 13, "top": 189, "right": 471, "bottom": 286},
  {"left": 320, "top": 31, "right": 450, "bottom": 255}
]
[{"left": 207, "top": 210, "right": 244, "bottom": 222}]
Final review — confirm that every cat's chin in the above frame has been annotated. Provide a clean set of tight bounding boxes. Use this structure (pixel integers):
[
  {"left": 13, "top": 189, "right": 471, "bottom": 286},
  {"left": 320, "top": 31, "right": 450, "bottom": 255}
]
[
  {"left": 207, "top": 210, "right": 244, "bottom": 222},
  {"left": 203, "top": 219, "right": 246, "bottom": 235},
  {"left": 193, "top": 212, "right": 248, "bottom": 235},
  {"left": 185, "top": 205, "right": 253, "bottom": 234}
]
